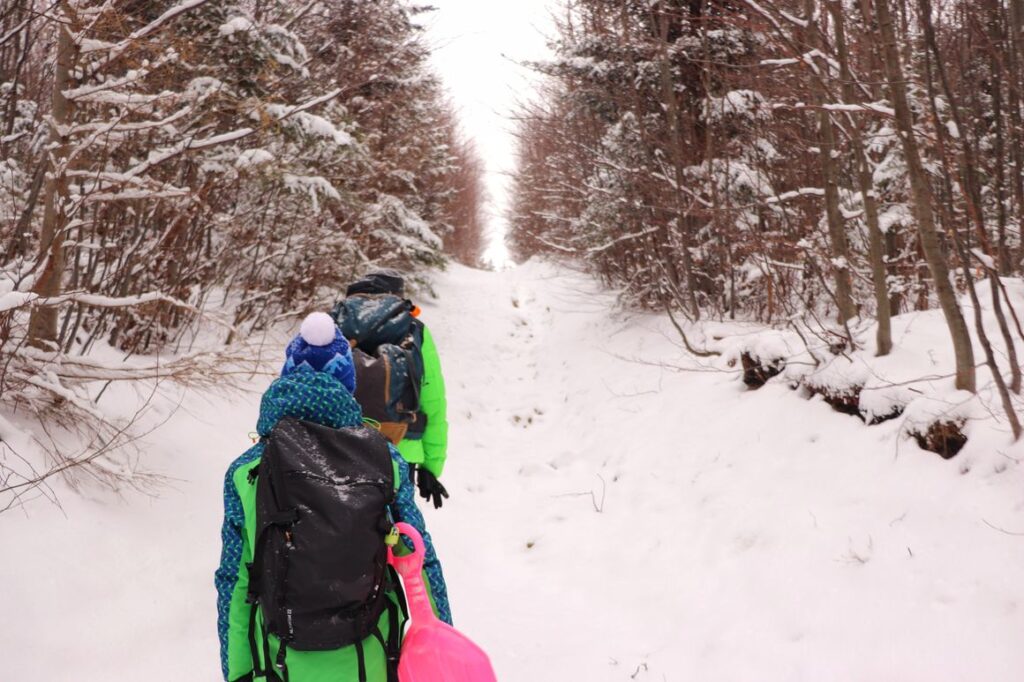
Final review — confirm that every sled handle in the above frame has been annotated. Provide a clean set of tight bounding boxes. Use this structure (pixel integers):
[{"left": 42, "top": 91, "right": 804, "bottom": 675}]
[
  {"left": 388, "top": 522, "right": 437, "bottom": 624},
  {"left": 388, "top": 522, "right": 426, "bottom": 579}
]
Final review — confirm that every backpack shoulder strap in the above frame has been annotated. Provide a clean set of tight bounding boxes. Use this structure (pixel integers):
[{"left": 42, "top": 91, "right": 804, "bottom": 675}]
[{"left": 370, "top": 595, "right": 401, "bottom": 682}]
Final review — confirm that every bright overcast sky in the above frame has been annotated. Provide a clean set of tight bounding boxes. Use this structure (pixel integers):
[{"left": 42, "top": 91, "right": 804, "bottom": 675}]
[{"left": 424, "top": 1, "right": 558, "bottom": 266}]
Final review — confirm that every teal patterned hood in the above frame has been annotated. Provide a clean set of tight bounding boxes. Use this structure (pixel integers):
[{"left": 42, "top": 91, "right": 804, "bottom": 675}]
[{"left": 256, "top": 366, "right": 363, "bottom": 437}]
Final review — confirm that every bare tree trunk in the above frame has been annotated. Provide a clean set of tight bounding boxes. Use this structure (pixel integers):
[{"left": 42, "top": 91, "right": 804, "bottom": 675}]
[
  {"left": 27, "top": 9, "right": 77, "bottom": 348},
  {"left": 917, "top": 0, "right": 1022, "bottom": 395},
  {"left": 829, "top": 0, "right": 893, "bottom": 354},
  {"left": 952, "top": 237, "right": 1022, "bottom": 438},
  {"left": 931, "top": 108, "right": 1022, "bottom": 437},
  {"left": 1006, "top": 0, "right": 1024, "bottom": 271},
  {"left": 985, "top": 0, "right": 1011, "bottom": 275},
  {"left": 874, "top": 0, "right": 976, "bottom": 392},
  {"left": 6, "top": 164, "right": 45, "bottom": 261},
  {"left": 656, "top": 8, "right": 701, "bottom": 319},
  {"left": 805, "top": 0, "right": 856, "bottom": 326}
]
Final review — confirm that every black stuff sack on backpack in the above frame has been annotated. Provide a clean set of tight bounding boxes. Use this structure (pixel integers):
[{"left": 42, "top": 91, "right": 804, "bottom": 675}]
[
  {"left": 246, "top": 417, "right": 401, "bottom": 676},
  {"left": 332, "top": 294, "right": 425, "bottom": 443}
]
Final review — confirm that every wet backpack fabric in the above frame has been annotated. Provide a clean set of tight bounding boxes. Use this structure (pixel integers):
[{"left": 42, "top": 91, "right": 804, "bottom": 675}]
[
  {"left": 247, "top": 417, "right": 402, "bottom": 680},
  {"left": 332, "top": 294, "right": 425, "bottom": 443}
]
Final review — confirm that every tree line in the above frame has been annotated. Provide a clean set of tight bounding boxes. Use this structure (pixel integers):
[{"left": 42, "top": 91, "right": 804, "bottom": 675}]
[
  {"left": 509, "top": 0, "right": 1024, "bottom": 434},
  {"left": 0, "top": 0, "right": 485, "bottom": 494}
]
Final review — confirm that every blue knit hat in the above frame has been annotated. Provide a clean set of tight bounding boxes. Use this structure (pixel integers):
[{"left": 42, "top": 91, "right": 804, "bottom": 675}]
[{"left": 282, "top": 312, "right": 356, "bottom": 393}]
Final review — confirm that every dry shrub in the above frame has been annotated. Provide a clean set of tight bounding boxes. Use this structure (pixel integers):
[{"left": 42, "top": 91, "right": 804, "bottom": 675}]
[
  {"left": 909, "top": 419, "right": 969, "bottom": 459},
  {"left": 803, "top": 381, "right": 864, "bottom": 419},
  {"left": 740, "top": 352, "right": 784, "bottom": 389}
]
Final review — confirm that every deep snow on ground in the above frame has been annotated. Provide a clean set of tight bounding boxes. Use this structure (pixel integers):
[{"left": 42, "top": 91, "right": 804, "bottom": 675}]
[{"left": 4, "top": 261, "right": 1024, "bottom": 681}]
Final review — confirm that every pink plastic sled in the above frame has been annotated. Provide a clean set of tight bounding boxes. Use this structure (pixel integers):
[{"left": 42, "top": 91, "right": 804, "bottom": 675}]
[{"left": 388, "top": 522, "right": 498, "bottom": 682}]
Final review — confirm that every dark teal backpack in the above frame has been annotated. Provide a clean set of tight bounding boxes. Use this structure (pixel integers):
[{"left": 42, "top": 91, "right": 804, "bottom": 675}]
[{"left": 332, "top": 294, "right": 425, "bottom": 444}]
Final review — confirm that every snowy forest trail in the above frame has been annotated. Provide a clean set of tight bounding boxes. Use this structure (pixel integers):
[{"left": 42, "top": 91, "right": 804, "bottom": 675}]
[
  {"left": 387, "top": 262, "right": 1024, "bottom": 682},
  {"left": 5, "top": 262, "right": 1024, "bottom": 681}
]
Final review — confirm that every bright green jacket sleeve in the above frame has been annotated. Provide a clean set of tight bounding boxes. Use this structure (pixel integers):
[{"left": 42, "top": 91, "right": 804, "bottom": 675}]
[{"left": 417, "top": 325, "right": 448, "bottom": 477}]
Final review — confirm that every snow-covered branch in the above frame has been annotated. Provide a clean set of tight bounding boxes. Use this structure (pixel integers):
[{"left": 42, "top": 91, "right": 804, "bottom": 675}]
[{"left": 2, "top": 290, "right": 199, "bottom": 314}]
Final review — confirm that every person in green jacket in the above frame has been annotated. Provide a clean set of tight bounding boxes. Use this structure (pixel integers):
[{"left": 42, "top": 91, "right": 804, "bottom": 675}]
[
  {"left": 344, "top": 270, "right": 450, "bottom": 509},
  {"left": 214, "top": 313, "right": 451, "bottom": 682}
]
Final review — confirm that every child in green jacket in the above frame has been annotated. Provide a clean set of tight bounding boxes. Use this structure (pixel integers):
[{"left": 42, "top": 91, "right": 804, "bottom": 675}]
[{"left": 214, "top": 314, "right": 451, "bottom": 681}]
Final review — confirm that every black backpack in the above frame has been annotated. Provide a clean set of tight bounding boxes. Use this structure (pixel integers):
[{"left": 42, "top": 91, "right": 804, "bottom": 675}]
[
  {"left": 332, "top": 294, "right": 425, "bottom": 444},
  {"left": 246, "top": 417, "right": 404, "bottom": 682}
]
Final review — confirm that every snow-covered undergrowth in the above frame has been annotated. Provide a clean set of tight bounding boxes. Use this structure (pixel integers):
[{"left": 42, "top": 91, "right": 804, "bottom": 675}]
[
  {"left": 721, "top": 277, "right": 1024, "bottom": 466},
  {"left": 3, "top": 261, "right": 1024, "bottom": 680},
  {"left": 0, "top": 316, "right": 281, "bottom": 514}
]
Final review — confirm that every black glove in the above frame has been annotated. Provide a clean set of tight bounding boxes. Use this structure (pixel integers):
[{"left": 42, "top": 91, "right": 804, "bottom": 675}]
[{"left": 415, "top": 465, "right": 449, "bottom": 509}]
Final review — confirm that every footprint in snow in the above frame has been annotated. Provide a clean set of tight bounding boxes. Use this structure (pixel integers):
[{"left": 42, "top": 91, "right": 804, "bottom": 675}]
[{"left": 511, "top": 413, "right": 544, "bottom": 428}]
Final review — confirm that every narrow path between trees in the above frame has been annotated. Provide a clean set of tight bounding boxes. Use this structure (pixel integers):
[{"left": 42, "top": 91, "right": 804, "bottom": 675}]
[{"left": 4, "top": 262, "right": 1024, "bottom": 681}]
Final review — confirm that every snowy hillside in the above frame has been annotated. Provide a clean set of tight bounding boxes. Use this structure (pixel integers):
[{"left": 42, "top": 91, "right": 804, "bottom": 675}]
[{"left": 4, "top": 262, "right": 1024, "bottom": 681}]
